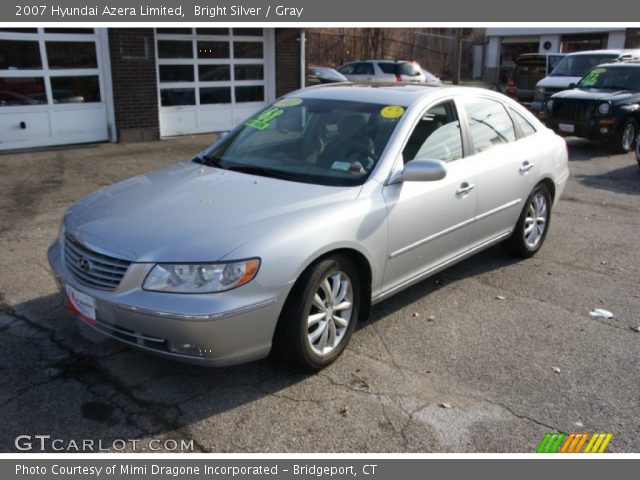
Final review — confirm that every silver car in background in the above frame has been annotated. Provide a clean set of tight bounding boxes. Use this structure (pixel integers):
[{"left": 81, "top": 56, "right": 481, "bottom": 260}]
[
  {"left": 337, "top": 60, "right": 426, "bottom": 83},
  {"left": 48, "top": 84, "right": 569, "bottom": 370}
]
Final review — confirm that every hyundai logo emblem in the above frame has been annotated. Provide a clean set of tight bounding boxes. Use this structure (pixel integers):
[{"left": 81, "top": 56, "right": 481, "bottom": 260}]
[{"left": 77, "top": 256, "right": 91, "bottom": 272}]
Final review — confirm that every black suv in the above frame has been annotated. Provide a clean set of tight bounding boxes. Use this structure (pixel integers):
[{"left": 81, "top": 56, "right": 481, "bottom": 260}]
[{"left": 544, "top": 61, "right": 640, "bottom": 153}]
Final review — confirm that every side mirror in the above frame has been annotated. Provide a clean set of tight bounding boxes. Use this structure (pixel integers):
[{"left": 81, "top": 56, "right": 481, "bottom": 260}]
[
  {"left": 389, "top": 158, "right": 447, "bottom": 184},
  {"left": 568, "top": 82, "right": 576, "bottom": 89}
]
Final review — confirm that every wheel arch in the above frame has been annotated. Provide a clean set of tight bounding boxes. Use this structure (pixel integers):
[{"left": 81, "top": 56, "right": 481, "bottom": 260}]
[
  {"left": 279, "top": 247, "right": 373, "bottom": 327},
  {"left": 538, "top": 177, "right": 556, "bottom": 203}
]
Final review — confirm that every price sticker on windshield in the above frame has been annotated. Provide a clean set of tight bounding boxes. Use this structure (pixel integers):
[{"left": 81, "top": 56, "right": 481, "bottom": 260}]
[
  {"left": 245, "top": 108, "right": 284, "bottom": 130},
  {"left": 582, "top": 68, "right": 606, "bottom": 86},
  {"left": 273, "top": 98, "right": 302, "bottom": 107}
]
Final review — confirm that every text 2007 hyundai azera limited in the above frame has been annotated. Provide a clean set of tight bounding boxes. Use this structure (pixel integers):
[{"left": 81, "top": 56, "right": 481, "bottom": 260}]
[{"left": 48, "top": 84, "right": 569, "bottom": 370}]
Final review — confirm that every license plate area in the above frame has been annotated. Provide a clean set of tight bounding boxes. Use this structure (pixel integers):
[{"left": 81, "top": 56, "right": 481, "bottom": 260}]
[
  {"left": 65, "top": 284, "right": 97, "bottom": 325},
  {"left": 558, "top": 123, "right": 575, "bottom": 133}
]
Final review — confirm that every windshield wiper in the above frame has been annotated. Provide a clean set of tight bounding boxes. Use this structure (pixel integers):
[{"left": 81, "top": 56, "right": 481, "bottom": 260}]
[
  {"left": 192, "top": 153, "right": 223, "bottom": 168},
  {"left": 602, "top": 86, "right": 630, "bottom": 91},
  {"left": 225, "top": 164, "right": 299, "bottom": 181}
]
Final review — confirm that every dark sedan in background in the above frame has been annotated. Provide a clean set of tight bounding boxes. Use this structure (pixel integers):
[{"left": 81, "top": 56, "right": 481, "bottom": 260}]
[{"left": 545, "top": 61, "right": 640, "bottom": 153}]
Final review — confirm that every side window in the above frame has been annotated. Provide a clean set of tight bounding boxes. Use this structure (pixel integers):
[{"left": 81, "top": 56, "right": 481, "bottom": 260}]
[
  {"left": 463, "top": 97, "right": 515, "bottom": 154},
  {"left": 353, "top": 62, "right": 374, "bottom": 75},
  {"left": 402, "top": 101, "right": 463, "bottom": 163},
  {"left": 377, "top": 63, "right": 395, "bottom": 74},
  {"left": 337, "top": 64, "right": 354, "bottom": 75},
  {"left": 509, "top": 108, "right": 537, "bottom": 138}
]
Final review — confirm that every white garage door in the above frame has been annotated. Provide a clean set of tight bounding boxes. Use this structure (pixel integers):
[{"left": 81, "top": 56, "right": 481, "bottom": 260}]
[
  {"left": 156, "top": 28, "right": 275, "bottom": 137},
  {"left": 0, "top": 28, "right": 110, "bottom": 151}
]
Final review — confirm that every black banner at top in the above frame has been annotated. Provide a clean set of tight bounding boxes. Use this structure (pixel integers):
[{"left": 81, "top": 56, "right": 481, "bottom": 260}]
[{"left": 3, "top": 0, "right": 640, "bottom": 22}]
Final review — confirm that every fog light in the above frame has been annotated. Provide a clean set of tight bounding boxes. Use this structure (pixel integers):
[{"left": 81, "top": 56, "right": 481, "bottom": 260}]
[
  {"left": 167, "top": 341, "right": 204, "bottom": 356},
  {"left": 600, "top": 127, "right": 609, "bottom": 134}
]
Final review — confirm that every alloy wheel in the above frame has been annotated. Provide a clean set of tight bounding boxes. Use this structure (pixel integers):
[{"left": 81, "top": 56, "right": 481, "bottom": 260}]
[
  {"left": 524, "top": 193, "right": 548, "bottom": 249},
  {"left": 306, "top": 270, "right": 353, "bottom": 356}
]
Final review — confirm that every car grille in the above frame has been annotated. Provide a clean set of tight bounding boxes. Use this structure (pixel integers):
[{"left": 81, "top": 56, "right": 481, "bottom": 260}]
[
  {"left": 64, "top": 234, "right": 131, "bottom": 290},
  {"left": 552, "top": 102, "right": 593, "bottom": 122}
]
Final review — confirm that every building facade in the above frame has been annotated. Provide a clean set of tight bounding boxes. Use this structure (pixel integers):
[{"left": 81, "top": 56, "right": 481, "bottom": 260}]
[
  {"left": 484, "top": 27, "right": 631, "bottom": 85},
  {"left": 0, "top": 27, "right": 303, "bottom": 151}
]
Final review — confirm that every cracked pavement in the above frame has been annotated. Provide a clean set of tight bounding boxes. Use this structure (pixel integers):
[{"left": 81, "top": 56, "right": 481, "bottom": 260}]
[{"left": 0, "top": 135, "right": 638, "bottom": 452}]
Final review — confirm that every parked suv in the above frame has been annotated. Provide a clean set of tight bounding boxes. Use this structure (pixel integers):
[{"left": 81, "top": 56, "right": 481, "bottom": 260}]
[
  {"left": 506, "top": 53, "right": 565, "bottom": 108},
  {"left": 337, "top": 60, "right": 426, "bottom": 83},
  {"left": 545, "top": 61, "right": 640, "bottom": 153},
  {"left": 533, "top": 49, "right": 640, "bottom": 114}
]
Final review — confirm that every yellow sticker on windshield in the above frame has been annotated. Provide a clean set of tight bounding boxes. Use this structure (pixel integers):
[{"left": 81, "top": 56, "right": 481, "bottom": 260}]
[
  {"left": 380, "top": 105, "right": 405, "bottom": 119},
  {"left": 274, "top": 98, "right": 302, "bottom": 107},
  {"left": 591, "top": 68, "right": 606, "bottom": 74}
]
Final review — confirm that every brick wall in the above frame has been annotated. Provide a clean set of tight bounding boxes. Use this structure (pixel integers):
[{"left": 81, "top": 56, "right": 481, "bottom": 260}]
[
  {"left": 275, "top": 29, "right": 302, "bottom": 98},
  {"left": 108, "top": 29, "right": 159, "bottom": 142}
]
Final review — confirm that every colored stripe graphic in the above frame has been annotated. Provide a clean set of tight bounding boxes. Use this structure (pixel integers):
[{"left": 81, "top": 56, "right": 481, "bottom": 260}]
[
  {"left": 537, "top": 432, "right": 613, "bottom": 453},
  {"left": 537, "top": 433, "right": 566, "bottom": 453},
  {"left": 571, "top": 433, "right": 589, "bottom": 453},
  {"left": 559, "top": 433, "right": 575, "bottom": 453}
]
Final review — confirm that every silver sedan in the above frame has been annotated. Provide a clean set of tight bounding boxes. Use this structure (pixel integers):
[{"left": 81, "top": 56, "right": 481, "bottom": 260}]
[{"left": 48, "top": 84, "right": 569, "bottom": 370}]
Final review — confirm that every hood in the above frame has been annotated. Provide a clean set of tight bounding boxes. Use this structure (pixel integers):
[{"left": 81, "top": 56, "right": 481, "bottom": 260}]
[
  {"left": 552, "top": 88, "right": 637, "bottom": 102},
  {"left": 65, "top": 161, "right": 361, "bottom": 262},
  {"left": 537, "top": 75, "right": 582, "bottom": 90}
]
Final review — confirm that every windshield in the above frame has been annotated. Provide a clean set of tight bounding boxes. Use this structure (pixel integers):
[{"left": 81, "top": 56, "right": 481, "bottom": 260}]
[
  {"left": 550, "top": 54, "right": 618, "bottom": 77},
  {"left": 578, "top": 66, "right": 640, "bottom": 90},
  {"left": 196, "top": 97, "right": 404, "bottom": 186}
]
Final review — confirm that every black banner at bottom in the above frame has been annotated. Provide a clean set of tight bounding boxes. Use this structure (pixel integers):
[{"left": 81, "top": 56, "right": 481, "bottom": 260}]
[{"left": 3, "top": 458, "right": 638, "bottom": 480}]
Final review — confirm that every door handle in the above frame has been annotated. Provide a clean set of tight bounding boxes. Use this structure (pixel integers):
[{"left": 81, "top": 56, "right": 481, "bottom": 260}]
[
  {"left": 519, "top": 161, "right": 534, "bottom": 173},
  {"left": 456, "top": 182, "right": 475, "bottom": 196}
]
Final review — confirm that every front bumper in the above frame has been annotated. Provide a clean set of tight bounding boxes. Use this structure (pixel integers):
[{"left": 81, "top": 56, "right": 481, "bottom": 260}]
[
  {"left": 48, "top": 240, "right": 284, "bottom": 366},
  {"left": 546, "top": 118, "right": 617, "bottom": 142}
]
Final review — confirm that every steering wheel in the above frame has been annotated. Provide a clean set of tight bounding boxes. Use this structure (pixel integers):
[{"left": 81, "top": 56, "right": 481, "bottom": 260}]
[{"left": 346, "top": 149, "right": 377, "bottom": 171}]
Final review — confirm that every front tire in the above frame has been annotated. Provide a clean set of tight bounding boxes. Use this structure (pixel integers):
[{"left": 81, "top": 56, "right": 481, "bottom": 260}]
[
  {"left": 610, "top": 117, "right": 637, "bottom": 154},
  {"left": 273, "top": 255, "right": 360, "bottom": 371},
  {"left": 502, "top": 184, "right": 552, "bottom": 258}
]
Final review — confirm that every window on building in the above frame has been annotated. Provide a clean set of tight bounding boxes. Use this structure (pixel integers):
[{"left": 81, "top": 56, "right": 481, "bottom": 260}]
[{"left": 0, "top": 40, "right": 42, "bottom": 69}]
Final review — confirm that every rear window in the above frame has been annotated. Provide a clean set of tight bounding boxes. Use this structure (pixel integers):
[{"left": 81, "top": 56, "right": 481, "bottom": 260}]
[{"left": 378, "top": 62, "right": 420, "bottom": 76}]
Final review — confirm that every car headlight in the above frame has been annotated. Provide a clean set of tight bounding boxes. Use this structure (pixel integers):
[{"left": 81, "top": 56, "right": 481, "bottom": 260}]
[
  {"left": 546, "top": 99, "right": 554, "bottom": 111},
  {"left": 598, "top": 102, "right": 611, "bottom": 115},
  {"left": 143, "top": 259, "right": 260, "bottom": 293}
]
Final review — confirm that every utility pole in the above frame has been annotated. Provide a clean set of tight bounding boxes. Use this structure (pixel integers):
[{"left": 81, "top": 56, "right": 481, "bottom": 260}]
[{"left": 453, "top": 28, "right": 462, "bottom": 85}]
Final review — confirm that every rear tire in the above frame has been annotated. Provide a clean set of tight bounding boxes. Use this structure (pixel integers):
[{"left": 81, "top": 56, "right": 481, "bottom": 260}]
[
  {"left": 272, "top": 255, "right": 360, "bottom": 371},
  {"left": 502, "top": 184, "right": 552, "bottom": 258}
]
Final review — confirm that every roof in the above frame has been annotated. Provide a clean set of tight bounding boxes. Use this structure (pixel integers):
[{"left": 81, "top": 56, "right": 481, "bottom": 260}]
[
  {"left": 292, "top": 83, "right": 456, "bottom": 107},
  {"left": 564, "top": 49, "right": 640, "bottom": 57},
  {"left": 591, "top": 61, "right": 640, "bottom": 68}
]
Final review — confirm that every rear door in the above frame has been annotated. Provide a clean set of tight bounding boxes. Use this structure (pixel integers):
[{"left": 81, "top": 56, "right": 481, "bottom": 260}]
[{"left": 460, "top": 96, "right": 538, "bottom": 246}]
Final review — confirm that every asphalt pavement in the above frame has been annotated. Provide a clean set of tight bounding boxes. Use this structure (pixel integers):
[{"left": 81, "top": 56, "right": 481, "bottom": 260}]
[{"left": 0, "top": 135, "right": 638, "bottom": 452}]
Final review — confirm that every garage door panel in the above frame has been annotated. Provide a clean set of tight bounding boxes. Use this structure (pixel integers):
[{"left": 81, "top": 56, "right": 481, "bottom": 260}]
[
  {"left": 53, "top": 105, "right": 108, "bottom": 137},
  {"left": 157, "top": 28, "right": 270, "bottom": 137},
  {"left": 0, "top": 110, "right": 51, "bottom": 143},
  {"left": 0, "top": 29, "right": 109, "bottom": 151}
]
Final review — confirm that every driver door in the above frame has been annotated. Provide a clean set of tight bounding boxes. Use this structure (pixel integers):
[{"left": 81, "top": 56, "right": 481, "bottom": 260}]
[{"left": 381, "top": 100, "right": 477, "bottom": 292}]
